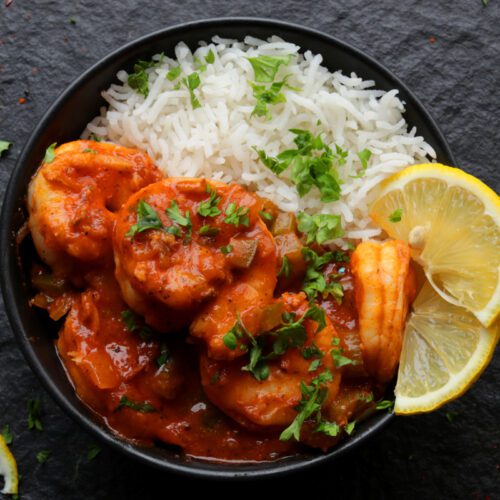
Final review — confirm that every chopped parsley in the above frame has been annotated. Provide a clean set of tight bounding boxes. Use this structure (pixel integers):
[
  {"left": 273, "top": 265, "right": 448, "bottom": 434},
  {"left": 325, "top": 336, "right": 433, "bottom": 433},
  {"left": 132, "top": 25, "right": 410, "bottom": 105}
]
[
  {"left": 224, "top": 202, "right": 250, "bottom": 227},
  {"left": 86, "top": 444, "right": 101, "bottom": 462},
  {"left": 28, "top": 399, "right": 43, "bottom": 431},
  {"left": 115, "top": 396, "right": 157, "bottom": 413},
  {"left": 351, "top": 148, "right": 372, "bottom": 178},
  {"left": 182, "top": 72, "right": 202, "bottom": 109},
  {"left": 1, "top": 424, "right": 13, "bottom": 445},
  {"left": 331, "top": 344, "right": 355, "bottom": 368},
  {"left": 36, "top": 450, "right": 51, "bottom": 464},
  {"left": 121, "top": 310, "right": 153, "bottom": 341},
  {"left": 250, "top": 80, "right": 287, "bottom": 119},
  {"left": 0, "top": 140, "right": 11, "bottom": 156},
  {"left": 375, "top": 399, "right": 395, "bottom": 410},
  {"left": 199, "top": 225, "right": 220, "bottom": 237},
  {"left": 297, "top": 212, "right": 343, "bottom": 245},
  {"left": 258, "top": 210, "right": 273, "bottom": 221},
  {"left": 165, "top": 200, "right": 193, "bottom": 242},
  {"left": 247, "top": 54, "right": 293, "bottom": 83},
  {"left": 315, "top": 420, "right": 340, "bottom": 437},
  {"left": 220, "top": 244, "right": 233, "bottom": 254},
  {"left": 278, "top": 255, "right": 291, "bottom": 278},
  {"left": 82, "top": 148, "right": 97, "bottom": 154},
  {"left": 302, "top": 247, "right": 346, "bottom": 302},
  {"left": 89, "top": 133, "right": 102, "bottom": 142},
  {"left": 43, "top": 143, "right": 57, "bottom": 164},
  {"left": 358, "top": 392, "right": 374, "bottom": 403},
  {"left": 255, "top": 129, "right": 346, "bottom": 202},
  {"left": 344, "top": 421, "right": 356, "bottom": 435},
  {"left": 223, "top": 316, "right": 247, "bottom": 350},
  {"left": 126, "top": 199, "right": 163, "bottom": 240},
  {"left": 156, "top": 342, "right": 170, "bottom": 367},
  {"left": 128, "top": 54, "right": 164, "bottom": 97},
  {"left": 280, "top": 370, "right": 333, "bottom": 441},
  {"left": 445, "top": 411, "right": 458, "bottom": 423},
  {"left": 166, "top": 66, "right": 181, "bottom": 81},
  {"left": 197, "top": 186, "right": 221, "bottom": 217},
  {"left": 205, "top": 49, "right": 215, "bottom": 64},
  {"left": 389, "top": 208, "right": 403, "bottom": 222}
]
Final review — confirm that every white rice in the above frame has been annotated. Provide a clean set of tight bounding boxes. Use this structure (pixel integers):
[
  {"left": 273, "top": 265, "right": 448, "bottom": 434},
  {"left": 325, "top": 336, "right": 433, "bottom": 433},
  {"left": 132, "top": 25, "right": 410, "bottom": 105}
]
[{"left": 83, "top": 35, "right": 435, "bottom": 244}]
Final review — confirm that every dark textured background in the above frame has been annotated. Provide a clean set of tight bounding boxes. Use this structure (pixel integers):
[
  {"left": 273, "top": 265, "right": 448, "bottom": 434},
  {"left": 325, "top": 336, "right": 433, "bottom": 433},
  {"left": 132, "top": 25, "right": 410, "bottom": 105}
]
[{"left": 1, "top": 1, "right": 499, "bottom": 499}]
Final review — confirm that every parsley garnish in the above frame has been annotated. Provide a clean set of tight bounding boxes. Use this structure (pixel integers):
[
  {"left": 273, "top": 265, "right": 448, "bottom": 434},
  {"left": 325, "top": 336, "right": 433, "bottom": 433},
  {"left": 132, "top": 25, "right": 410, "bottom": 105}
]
[
  {"left": 301, "top": 247, "right": 345, "bottom": 302},
  {"left": 224, "top": 202, "right": 250, "bottom": 227},
  {"left": 344, "top": 421, "right": 356, "bottom": 435},
  {"left": 358, "top": 392, "right": 374, "bottom": 403},
  {"left": 220, "top": 244, "right": 233, "bottom": 254},
  {"left": 121, "top": 310, "right": 153, "bottom": 341},
  {"left": 44, "top": 143, "right": 57, "bottom": 164},
  {"left": 89, "top": 133, "right": 102, "bottom": 142},
  {"left": 198, "top": 187, "right": 221, "bottom": 217},
  {"left": 278, "top": 255, "right": 291, "bottom": 278},
  {"left": 445, "top": 411, "right": 458, "bottom": 423},
  {"left": 255, "top": 129, "right": 346, "bottom": 202},
  {"left": 199, "top": 225, "right": 220, "bottom": 236},
  {"left": 351, "top": 148, "right": 372, "bottom": 178},
  {"left": 0, "top": 140, "right": 11, "bottom": 156},
  {"left": 389, "top": 208, "right": 403, "bottom": 222},
  {"left": 280, "top": 370, "right": 333, "bottom": 441},
  {"left": 375, "top": 399, "right": 395, "bottom": 410},
  {"left": 128, "top": 55, "right": 163, "bottom": 97},
  {"left": 205, "top": 49, "right": 215, "bottom": 64},
  {"left": 115, "top": 396, "right": 157, "bottom": 413},
  {"left": 331, "top": 345, "right": 355, "bottom": 368},
  {"left": 126, "top": 200, "right": 163, "bottom": 240},
  {"left": 156, "top": 342, "right": 170, "bottom": 367},
  {"left": 82, "top": 148, "right": 97, "bottom": 154},
  {"left": 36, "top": 450, "right": 51, "bottom": 464},
  {"left": 166, "top": 66, "right": 181, "bottom": 81},
  {"left": 165, "top": 200, "right": 193, "bottom": 242},
  {"left": 250, "top": 80, "right": 287, "bottom": 119},
  {"left": 182, "top": 72, "right": 202, "bottom": 109},
  {"left": 28, "top": 399, "right": 43, "bottom": 431},
  {"left": 315, "top": 420, "right": 340, "bottom": 436},
  {"left": 258, "top": 210, "right": 273, "bottom": 221},
  {"left": 223, "top": 316, "right": 247, "bottom": 350},
  {"left": 297, "top": 212, "right": 343, "bottom": 245},
  {"left": 86, "top": 444, "right": 101, "bottom": 462},
  {"left": 247, "top": 55, "right": 293, "bottom": 83},
  {"left": 1, "top": 424, "right": 13, "bottom": 445}
]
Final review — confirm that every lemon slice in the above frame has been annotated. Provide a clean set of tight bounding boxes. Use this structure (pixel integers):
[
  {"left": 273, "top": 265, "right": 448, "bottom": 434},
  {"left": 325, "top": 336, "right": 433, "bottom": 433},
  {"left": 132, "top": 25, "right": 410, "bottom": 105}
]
[
  {"left": 395, "top": 283, "right": 499, "bottom": 414},
  {"left": 0, "top": 434, "right": 18, "bottom": 496},
  {"left": 370, "top": 163, "right": 500, "bottom": 327}
]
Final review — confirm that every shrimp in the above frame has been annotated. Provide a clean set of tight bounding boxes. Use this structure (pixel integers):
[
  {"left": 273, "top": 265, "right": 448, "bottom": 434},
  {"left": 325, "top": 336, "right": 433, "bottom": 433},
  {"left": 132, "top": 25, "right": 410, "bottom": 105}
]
[
  {"left": 199, "top": 292, "right": 341, "bottom": 430},
  {"left": 112, "top": 177, "right": 277, "bottom": 334},
  {"left": 28, "top": 140, "right": 162, "bottom": 276},
  {"left": 350, "top": 240, "right": 416, "bottom": 383}
]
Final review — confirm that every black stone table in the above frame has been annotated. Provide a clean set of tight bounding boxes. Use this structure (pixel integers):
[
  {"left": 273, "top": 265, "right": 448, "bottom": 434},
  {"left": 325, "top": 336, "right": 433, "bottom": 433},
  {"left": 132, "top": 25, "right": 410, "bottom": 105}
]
[{"left": 0, "top": 1, "right": 498, "bottom": 498}]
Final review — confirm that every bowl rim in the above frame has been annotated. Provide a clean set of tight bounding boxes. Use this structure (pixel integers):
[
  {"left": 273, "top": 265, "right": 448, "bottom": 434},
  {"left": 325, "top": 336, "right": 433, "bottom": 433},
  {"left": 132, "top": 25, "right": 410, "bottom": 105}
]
[{"left": 0, "top": 16, "right": 455, "bottom": 480}]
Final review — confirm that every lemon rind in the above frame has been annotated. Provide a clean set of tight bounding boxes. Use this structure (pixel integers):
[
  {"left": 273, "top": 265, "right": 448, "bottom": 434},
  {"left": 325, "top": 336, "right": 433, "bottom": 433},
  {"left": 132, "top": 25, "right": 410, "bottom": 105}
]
[{"left": 0, "top": 434, "right": 18, "bottom": 495}]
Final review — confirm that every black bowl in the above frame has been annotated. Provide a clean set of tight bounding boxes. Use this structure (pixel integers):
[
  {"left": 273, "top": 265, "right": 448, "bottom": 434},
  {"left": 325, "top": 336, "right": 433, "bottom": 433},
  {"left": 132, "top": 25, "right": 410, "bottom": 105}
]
[{"left": 0, "top": 17, "right": 455, "bottom": 479}]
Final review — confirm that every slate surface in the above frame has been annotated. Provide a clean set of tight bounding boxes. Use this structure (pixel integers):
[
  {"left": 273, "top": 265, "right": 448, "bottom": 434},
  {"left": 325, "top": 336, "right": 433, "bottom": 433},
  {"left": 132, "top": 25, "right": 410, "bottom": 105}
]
[{"left": 0, "top": 1, "right": 499, "bottom": 498}]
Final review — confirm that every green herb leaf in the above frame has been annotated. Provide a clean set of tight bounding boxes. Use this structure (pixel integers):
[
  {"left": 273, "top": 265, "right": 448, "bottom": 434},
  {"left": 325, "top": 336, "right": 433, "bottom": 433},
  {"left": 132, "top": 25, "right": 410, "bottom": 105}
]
[
  {"left": 220, "top": 244, "right": 233, "bottom": 254},
  {"left": 297, "top": 212, "right": 343, "bottom": 245},
  {"left": 44, "top": 143, "right": 57, "bottom": 164},
  {"left": 315, "top": 420, "right": 340, "bottom": 437},
  {"left": 166, "top": 66, "right": 181, "bottom": 81},
  {"left": 1, "top": 424, "right": 13, "bottom": 445},
  {"left": 86, "top": 444, "right": 101, "bottom": 462},
  {"left": 36, "top": 450, "right": 51, "bottom": 464},
  {"left": 375, "top": 399, "right": 395, "bottom": 410},
  {"left": 358, "top": 392, "right": 374, "bottom": 403},
  {"left": 82, "top": 148, "right": 98, "bottom": 154},
  {"left": 357, "top": 148, "right": 372, "bottom": 170},
  {"left": 250, "top": 80, "right": 289, "bottom": 119},
  {"left": 389, "top": 208, "right": 403, "bottom": 223},
  {"left": 165, "top": 200, "right": 193, "bottom": 242},
  {"left": 247, "top": 55, "right": 293, "bottom": 83},
  {"left": 198, "top": 188, "right": 222, "bottom": 217},
  {"left": 128, "top": 57, "right": 160, "bottom": 97},
  {"left": 224, "top": 202, "right": 250, "bottom": 227},
  {"left": 0, "top": 140, "right": 12, "bottom": 156},
  {"left": 302, "top": 342, "right": 323, "bottom": 360},
  {"left": 223, "top": 317, "right": 248, "bottom": 350},
  {"left": 331, "top": 348, "right": 355, "bottom": 368},
  {"left": 89, "top": 133, "right": 102, "bottom": 142},
  {"left": 126, "top": 199, "right": 163, "bottom": 240},
  {"left": 157, "top": 342, "right": 170, "bottom": 367},
  {"left": 182, "top": 72, "right": 202, "bottom": 109},
  {"left": 199, "top": 225, "right": 220, "bottom": 236},
  {"left": 205, "top": 49, "right": 215, "bottom": 64},
  {"left": 69, "top": 16, "right": 76, "bottom": 24},
  {"left": 482, "top": 0, "right": 489, "bottom": 6},
  {"left": 115, "top": 396, "right": 157, "bottom": 413},
  {"left": 445, "top": 411, "right": 458, "bottom": 423},
  {"left": 344, "top": 421, "right": 356, "bottom": 435},
  {"left": 121, "top": 310, "right": 153, "bottom": 341},
  {"left": 308, "top": 358, "right": 322, "bottom": 372},
  {"left": 258, "top": 210, "right": 273, "bottom": 221},
  {"left": 278, "top": 255, "right": 291, "bottom": 278},
  {"left": 28, "top": 399, "right": 43, "bottom": 431},
  {"left": 303, "top": 304, "right": 327, "bottom": 333}
]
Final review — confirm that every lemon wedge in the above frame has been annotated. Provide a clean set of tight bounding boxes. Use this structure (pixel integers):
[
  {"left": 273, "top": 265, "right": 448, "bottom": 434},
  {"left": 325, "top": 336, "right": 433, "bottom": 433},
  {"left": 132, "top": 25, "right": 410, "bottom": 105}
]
[
  {"left": 0, "top": 434, "right": 18, "bottom": 496},
  {"left": 395, "top": 283, "right": 499, "bottom": 414},
  {"left": 370, "top": 163, "right": 500, "bottom": 327}
]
